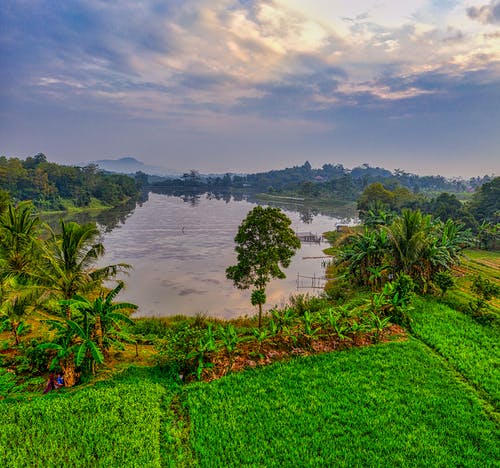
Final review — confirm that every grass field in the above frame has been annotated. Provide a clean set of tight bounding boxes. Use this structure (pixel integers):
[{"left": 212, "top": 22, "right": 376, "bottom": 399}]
[
  {"left": 454, "top": 249, "right": 500, "bottom": 310},
  {"left": 0, "top": 378, "right": 168, "bottom": 467},
  {"left": 410, "top": 297, "right": 499, "bottom": 409},
  {"left": 187, "top": 340, "right": 498, "bottom": 467},
  {"left": 2, "top": 338, "right": 497, "bottom": 467},
  {"left": 1, "top": 249, "right": 499, "bottom": 466}
]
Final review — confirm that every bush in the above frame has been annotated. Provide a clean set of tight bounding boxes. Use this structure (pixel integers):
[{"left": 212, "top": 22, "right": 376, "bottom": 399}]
[
  {"left": 131, "top": 318, "right": 172, "bottom": 339},
  {"left": 287, "top": 294, "right": 330, "bottom": 315},
  {"left": 324, "top": 277, "right": 352, "bottom": 302},
  {"left": 433, "top": 271, "right": 455, "bottom": 296},
  {"left": 155, "top": 324, "right": 212, "bottom": 377},
  {"left": 18, "top": 338, "right": 52, "bottom": 375}
]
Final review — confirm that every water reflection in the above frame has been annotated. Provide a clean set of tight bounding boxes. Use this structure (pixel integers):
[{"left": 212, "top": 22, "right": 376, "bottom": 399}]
[
  {"left": 87, "top": 191, "right": 356, "bottom": 319},
  {"left": 42, "top": 196, "right": 144, "bottom": 233}
]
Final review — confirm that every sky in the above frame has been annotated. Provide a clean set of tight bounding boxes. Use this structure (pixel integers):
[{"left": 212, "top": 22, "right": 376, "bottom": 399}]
[{"left": 1, "top": 0, "right": 499, "bottom": 177}]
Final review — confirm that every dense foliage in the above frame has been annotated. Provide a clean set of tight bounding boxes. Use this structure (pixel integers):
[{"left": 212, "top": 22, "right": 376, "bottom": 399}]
[
  {"left": 152, "top": 161, "right": 493, "bottom": 202},
  {"left": 226, "top": 206, "right": 301, "bottom": 328},
  {"left": 187, "top": 340, "right": 498, "bottom": 467},
  {"left": 336, "top": 209, "right": 471, "bottom": 295},
  {"left": 0, "top": 153, "right": 143, "bottom": 210},
  {"left": 0, "top": 202, "right": 134, "bottom": 386},
  {"left": 357, "top": 180, "right": 495, "bottom": 232},
  {"left": 0, "top": 380, "right": 167, "bottom": 466}
]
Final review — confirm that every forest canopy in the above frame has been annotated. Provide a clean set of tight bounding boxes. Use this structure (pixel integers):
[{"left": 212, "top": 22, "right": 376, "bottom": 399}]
[{"left": 0, "top": 153, "right": 142, "bottom": 210}]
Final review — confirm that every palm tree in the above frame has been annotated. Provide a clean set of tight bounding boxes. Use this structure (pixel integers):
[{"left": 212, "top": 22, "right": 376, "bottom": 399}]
[
  {"left": 39, "top": 220, "right": 130, "bottom": 318},
  {"left": 0, "top": 203, "right": 44, "bottom": 342},
  {"left": 385, "top": 210, "right": 432, "bottom": 278},
  {"left": 338, "top": 228, "right": 390, "bottom": 287},
  {"left": 62, "top": 282, "right": 137, "bottom": 357},
  {"left": 0, "top": 202, "right": 42, "bottom": 281},
  {"left": 40, "top": 318, "right": 104, "bottom": 386}
]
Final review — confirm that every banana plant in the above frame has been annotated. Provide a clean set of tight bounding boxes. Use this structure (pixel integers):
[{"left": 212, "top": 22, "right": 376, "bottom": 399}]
[
  {"left": 61, "top": 282, "right": 137, "bottom": 358},
  {"left": 271, "top": 308, "right": 296, "bottom": 333},
  {"left": 218, "top": 324, "right": 243, "bottom": 374},
  {"left": 321, "top": 307, "right": 340, "bottom": 335},
  {"left": 300, "top": 311, "right": 321, "bottom": 347},
  {"left": 369, "top": 312, "right": 392, "bottom": 343},
  {"left": 252, "top": 327, "right": 269, "bottom": 356},
  {"left": 187, "top": 324, "right": 218, "bottom": 380},
  {"left": 267, "top": 319, "right": 279, "bottom": 337},
  {"left": 38, "top": 317, "right": 103, "bottom": 385},
  {"left": 333, "top": 322, "right": 350, "bottom": 341}
]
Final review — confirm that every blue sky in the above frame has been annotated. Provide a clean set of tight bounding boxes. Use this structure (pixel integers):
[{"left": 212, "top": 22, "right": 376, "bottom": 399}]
[{"left": 1, "top": 0, "right": 499, "bottom": 176}]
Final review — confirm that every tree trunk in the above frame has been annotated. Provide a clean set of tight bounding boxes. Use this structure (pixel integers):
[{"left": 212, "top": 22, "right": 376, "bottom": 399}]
[
  {"left": 61, "top": 359, "right": 78, "bottom": 387},
  {"left": 258, "top": 303, "right": 263, "bottom": 329},
  {"left": 12, "top": 322, "right": 20, "bottom": 346},
  {"left": 96, "top": 316, "right": 104, "bottom": 350}
]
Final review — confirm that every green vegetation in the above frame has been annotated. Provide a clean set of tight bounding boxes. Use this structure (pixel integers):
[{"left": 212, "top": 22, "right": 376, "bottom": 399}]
[
  {"left": 0, "top": 378, "right": 167, "bottom": 467},
  {"left": 226, "top": 206, "right": 301, "bottom": 328},
  {"left": 0, "top": 153, "right": 143, "bottom": 210},
  {"left": 1, "top": 336, "right": 498, "bottom": 467},
  {"left": 0, "top": 201, "right": 134, "bottom": 387},
  {"left": 187, "top": 340, "right": 498, "bottom": 467},
  {"left": 410, "top": 297, "right": 499, "bottom": 407},
  {"left": 0, "top": 170, "right": 498, "bottom": 466}
]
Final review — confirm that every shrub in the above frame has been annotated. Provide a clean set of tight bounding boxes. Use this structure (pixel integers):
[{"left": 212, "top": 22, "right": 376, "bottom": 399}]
[{"left": 433, "top": 271, "right": 455, "bottom": 296}]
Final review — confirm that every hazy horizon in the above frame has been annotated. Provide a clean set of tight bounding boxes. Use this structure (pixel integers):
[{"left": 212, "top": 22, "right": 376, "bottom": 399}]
[{"left": 1, "top": 1, "right": 499, "bottom": 178}]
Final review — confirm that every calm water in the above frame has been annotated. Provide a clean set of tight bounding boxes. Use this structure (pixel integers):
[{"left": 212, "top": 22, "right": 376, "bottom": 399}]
[{"left": 98, "top": 193, "right": 356, "bottom": 319}]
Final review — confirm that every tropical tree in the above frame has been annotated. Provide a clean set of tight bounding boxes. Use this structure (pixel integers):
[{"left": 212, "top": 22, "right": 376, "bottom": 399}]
[
  {"left": 0, "top": 278, "right": 38, "bottom": 345},
  {"left": 39, "top": 219, "right": 129, "bottom": 317},
  {"left": 62, "top": 282, "right": 137, "bottom": 357},
  {"left": 363, "top": 200, "right": 395, "bottom": 228},
  {"left": 476, "top": 221, "right": 498, "bottom": 250},
  {"left": 0, "top": 203, "right": 44, "bottom": 342},
  {"left": 0, "top": 190, "right": 10, "bottom": 215},
  {"left": 338, "top": 228, "right": 390, "bottom": 288},
  {"left": 226, "top": 206, "right": 300, "bottom": 328},
  {"left": 40, "top": 318, "right": 104, "bottom": 386},
  {"left": 0, "top": 202, "right": 42, "bottom": 281},
  {"left": 468, "top": 177, "right": 499, "bottom": 225},
  {"left": 385, "top": 209, "right": 432, "bottom": 278}
]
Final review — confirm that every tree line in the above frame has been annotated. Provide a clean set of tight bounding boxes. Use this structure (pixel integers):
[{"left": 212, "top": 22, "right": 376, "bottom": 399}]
[
  {"left": 357, "top": 178, "right": 499, "bottom": 249},
  {"left": 152, "top": 161, "right": 493, "bottom": 200},
  {"left": 0, "top": 153, "right": 143, "bottom": 210}
]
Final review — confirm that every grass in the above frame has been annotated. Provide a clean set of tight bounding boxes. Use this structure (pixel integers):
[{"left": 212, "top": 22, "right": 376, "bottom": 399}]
[
  {"left": 2, "top": 325, "right": 499, "bottom": 466},
  {"left": 455, "top": 249, "right": 500, "bottom": 310},
  {"left": 1, "top": 247, "right": 499, "bottom": 466},
  {"left": 0, "top": 371, "right": 169, "bottom": 467},
  {"left": 187, "top": 340, "right": 498, "bottom": 467},
  {"left": 409, "top": 296, "right": 500, "bottom": 409}
]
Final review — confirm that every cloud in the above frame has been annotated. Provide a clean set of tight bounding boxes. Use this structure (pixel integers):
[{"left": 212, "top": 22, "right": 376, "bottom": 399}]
[
  {"left": 0, "top": 0, "right": 499, "bottom": 177},
  {"left": 466, "top": 1, "right": 500, "bottom": 24}
]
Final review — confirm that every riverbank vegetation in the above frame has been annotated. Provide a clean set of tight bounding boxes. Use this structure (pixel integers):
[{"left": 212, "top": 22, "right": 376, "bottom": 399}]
[
  {"left": 0, "top": 168, "right": 498, "bottom": 465},
  {"left": 151, "top": 160, "right": 494, "bottom": 207},
  {"left": 0, "top": 153, "right": 144, "bottom": 211}
]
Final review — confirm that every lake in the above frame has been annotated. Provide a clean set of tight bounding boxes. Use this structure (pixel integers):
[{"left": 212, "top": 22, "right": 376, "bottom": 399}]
[{"left": 97, "top": 192, "right": 356, "bottom": 319}]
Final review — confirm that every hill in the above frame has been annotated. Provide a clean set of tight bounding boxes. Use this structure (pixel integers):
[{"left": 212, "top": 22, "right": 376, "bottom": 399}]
[{"left": 89, "top": 157, "right": 179, "bottom": 176}]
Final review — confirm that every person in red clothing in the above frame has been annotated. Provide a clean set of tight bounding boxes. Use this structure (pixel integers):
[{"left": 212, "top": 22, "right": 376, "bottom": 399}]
[{"left": 43, "top": 373, "right": 56, "bottom": 394}]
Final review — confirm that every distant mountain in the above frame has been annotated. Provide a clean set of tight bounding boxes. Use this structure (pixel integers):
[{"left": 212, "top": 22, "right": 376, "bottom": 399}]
[{"left": 85, "top": 157, "right": 179, "bottom": 176}]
